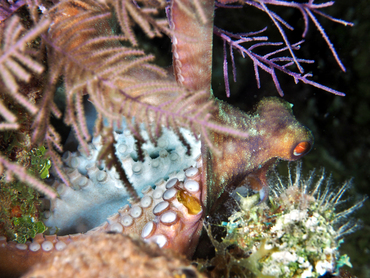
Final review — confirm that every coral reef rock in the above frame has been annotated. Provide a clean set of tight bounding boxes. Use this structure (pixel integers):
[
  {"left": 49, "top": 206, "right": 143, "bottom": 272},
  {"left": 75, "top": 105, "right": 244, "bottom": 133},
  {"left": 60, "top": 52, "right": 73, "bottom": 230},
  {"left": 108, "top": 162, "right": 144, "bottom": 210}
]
[
  {"left": 202, "top": 163, "right": 366, "bottom": 278},
  {"left": 22, "top": 232, "right": 204, "bottom": 278}
]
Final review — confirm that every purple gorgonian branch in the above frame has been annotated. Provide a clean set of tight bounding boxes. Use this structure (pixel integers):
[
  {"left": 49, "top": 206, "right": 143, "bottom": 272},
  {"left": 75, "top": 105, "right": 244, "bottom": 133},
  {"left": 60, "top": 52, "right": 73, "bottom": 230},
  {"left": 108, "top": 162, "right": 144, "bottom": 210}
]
[
  {"left": 244, "top": 0, "right": 353, "bottom": 72},
  {"left": 217, "top": 0, "right": 353, "bottom": 97},
  {"left": 216, "top": 27, "right": 345, "bottom": 97}
]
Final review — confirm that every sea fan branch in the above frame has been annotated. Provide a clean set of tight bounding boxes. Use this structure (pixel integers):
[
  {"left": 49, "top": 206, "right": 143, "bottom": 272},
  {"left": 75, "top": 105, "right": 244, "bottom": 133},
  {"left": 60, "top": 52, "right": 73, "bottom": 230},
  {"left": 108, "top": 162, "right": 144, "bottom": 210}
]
[
  {"left": 219, "top": 0, "right": 352, "bottom": 97},
  {"left": 0, "top": 16, "right": 49, "bottom": 119},
  {"left": 113, "top": 0, "right": 169, "bottom": 46},
  {"left": 40, "top": 0, "right": 248, "bottom": 156},
  {"left": 244, "top": 0, "right": 352, "bottom": 71},
  {"left": 216, "top": 28, "right": 345, "bottom": 96},
  {"left": 0, "top": 15, "right": 50, "bottom": 135},
  {"left": 0, "top": 0, "right": 26, "bottom": 23}
]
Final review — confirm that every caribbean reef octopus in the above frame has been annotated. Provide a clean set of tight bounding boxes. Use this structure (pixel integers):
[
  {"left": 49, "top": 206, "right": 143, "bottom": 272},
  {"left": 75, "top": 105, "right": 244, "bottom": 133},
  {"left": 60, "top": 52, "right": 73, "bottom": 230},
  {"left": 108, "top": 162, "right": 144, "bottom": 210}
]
[
  {"left": 0, "top": 0, "right": 314, "bottom": 276},
  {"left": 0, "top": 96, "right": 313, "bottom": 277}
]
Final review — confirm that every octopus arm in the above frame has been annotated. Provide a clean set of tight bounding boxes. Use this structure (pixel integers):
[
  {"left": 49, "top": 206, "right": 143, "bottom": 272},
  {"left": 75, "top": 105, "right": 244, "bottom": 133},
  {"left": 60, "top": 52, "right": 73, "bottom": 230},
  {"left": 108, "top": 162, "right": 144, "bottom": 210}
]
[{"left": 0, "top": 159, "right": 205, "bottom": 276}]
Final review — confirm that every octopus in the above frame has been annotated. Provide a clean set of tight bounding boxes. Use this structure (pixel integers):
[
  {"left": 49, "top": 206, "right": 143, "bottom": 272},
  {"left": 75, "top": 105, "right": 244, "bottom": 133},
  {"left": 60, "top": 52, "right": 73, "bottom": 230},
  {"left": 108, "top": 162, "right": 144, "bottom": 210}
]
[
  {"left": 0, "top": 0, "right": 313, "bottom": 276},
  {"left": 0, "top": 97, "right": 313, "bottom": 277}
]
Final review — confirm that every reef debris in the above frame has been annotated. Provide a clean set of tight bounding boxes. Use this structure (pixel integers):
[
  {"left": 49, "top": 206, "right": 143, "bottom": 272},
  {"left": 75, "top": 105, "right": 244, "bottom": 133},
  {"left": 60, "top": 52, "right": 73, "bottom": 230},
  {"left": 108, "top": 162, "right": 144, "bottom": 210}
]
[{"left": 199, "top": 163, "right": 367, "bottom": 278}]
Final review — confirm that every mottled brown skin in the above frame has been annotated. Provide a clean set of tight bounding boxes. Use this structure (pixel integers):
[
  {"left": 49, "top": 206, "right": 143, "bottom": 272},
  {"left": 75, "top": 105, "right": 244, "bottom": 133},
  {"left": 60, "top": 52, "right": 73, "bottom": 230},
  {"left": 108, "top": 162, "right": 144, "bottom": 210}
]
[{"left": 204, "top": 97, "right": 314, "bottom": 212}]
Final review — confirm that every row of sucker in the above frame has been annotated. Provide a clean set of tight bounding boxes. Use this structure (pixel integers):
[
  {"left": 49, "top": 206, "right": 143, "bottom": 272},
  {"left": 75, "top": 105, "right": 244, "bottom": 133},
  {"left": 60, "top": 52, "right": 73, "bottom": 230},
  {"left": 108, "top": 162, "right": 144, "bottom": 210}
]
[
  {"left": 141, "top": 159, "right": 204, "bottom": 256},
  {"left": 44, "top": 126, "right": 200, "bottom": 234},
  {"left": 86, "top": 169, "right": 188, "bottom": 236},
  {"left": 0, "top": 232, "right": 74, "bottom": 254},
  {"left": 86, "top": 156, "right": 204, "bottom": 254},
  {"left": 0, "top": 157, "right": 203, "bottom": 261}
]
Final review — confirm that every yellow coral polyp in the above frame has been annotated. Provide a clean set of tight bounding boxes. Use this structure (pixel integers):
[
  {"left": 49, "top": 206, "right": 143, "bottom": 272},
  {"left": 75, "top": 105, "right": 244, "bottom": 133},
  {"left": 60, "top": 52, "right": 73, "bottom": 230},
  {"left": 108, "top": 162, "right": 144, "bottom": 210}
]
[{"left": 176, "top": 190, "right": 202, "bottom": 215}]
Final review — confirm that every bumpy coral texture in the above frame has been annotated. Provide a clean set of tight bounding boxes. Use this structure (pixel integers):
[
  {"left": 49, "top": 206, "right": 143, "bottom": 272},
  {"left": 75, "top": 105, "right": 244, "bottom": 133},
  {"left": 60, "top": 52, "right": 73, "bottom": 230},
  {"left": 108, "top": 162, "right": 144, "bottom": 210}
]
[
  {"left": 202, "top": 163, "right": 366, "bottom": 278},
  {"left": 22, "top": 232, "right": 203, "bottom": 278}
]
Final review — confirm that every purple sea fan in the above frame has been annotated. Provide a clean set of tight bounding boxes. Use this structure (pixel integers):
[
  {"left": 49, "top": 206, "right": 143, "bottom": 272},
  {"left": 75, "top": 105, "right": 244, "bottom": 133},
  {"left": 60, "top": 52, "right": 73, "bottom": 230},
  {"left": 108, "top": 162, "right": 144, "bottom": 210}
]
[{"left": 215, "top": 0, "right": 353, "bottom": 97}]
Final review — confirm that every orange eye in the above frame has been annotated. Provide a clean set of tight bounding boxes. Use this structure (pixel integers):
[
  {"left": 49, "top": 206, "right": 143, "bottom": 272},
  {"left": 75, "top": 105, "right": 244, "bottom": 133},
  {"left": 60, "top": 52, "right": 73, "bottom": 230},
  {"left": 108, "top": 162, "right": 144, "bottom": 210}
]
[{"left": 293, "top": 141, "right": 311, "bottom": 156}]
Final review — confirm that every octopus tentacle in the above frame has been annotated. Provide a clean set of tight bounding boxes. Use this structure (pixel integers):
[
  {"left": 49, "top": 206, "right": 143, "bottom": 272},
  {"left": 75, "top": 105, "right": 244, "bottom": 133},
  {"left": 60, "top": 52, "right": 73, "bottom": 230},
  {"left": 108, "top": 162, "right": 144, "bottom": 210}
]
[
  {"left": 0, "top": 157, "right": 204, "bottom": 277},
  {"left": 0, "top": 233, "right": 78, "bottom": 278},
  {"left": 22, "top": 233, "right": 204, "bottom": 278},
  {"left": 171, "top": 0, "right": 214, "bottom": 92},
  {"left": 44, "top": 127, "right": 200, "bottom": 234},
  {"left": 142, "top": 165, "right": 204, "bottom": 257}
]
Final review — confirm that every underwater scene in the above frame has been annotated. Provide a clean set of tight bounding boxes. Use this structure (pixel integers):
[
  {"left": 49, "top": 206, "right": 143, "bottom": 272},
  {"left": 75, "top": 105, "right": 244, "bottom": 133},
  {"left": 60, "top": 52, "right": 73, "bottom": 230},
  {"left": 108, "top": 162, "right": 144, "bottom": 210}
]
[{"left": 0, "top": 0, "right": 369, "bottom": 277}]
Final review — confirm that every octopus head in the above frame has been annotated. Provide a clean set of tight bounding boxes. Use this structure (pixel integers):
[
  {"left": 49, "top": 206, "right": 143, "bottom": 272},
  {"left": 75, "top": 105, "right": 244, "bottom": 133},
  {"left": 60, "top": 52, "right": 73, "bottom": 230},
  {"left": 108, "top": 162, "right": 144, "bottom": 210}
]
[
  {"left": 205, "top": 97, "right": 314, "bottom": 210},
  {"left": 255, "top": 97, "right": 314, "bottom": 162}
]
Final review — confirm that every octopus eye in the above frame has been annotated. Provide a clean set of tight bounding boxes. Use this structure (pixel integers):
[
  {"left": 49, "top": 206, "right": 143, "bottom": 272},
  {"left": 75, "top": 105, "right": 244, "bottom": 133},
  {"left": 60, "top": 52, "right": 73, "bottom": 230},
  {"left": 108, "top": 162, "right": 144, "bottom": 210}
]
[{"left": 293, "top": 141, "right": 311, "bottom": 157}]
